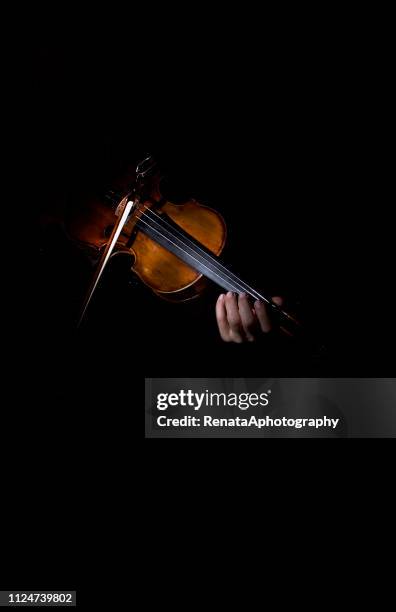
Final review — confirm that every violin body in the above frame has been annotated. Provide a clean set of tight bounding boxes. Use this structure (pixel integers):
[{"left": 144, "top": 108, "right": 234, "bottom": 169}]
[
  {"left": 67, "top": 172, "right": 227, "bottom": 302},
  {"left": 126, "top": 199, "right": 226, "bottom": 301}
]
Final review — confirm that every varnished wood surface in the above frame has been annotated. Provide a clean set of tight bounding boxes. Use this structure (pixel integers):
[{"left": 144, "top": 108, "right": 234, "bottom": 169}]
[
  {"left": 67, "top": 195, "right": 227, "bottom": 301},
  {"left": 132, "top": 200, "right": 226, "bottom": 296}
]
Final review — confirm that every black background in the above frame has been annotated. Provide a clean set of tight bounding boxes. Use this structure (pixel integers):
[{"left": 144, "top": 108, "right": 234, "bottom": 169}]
[
  {"left": 26, "top": 38, "right": 394, "bottom": 378},
  {"left": 3, "top": 18, "right": 394, "bottom": 604}
]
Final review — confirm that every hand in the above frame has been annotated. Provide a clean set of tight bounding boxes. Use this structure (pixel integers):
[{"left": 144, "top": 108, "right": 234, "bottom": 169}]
[{"left": 215, "top": 292, "right": 284, "bottom": 343}]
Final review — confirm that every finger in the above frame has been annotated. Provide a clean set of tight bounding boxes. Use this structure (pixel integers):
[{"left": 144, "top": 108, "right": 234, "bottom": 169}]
[
  {"left": 254, "top": 300, "right": 272, "bottom": 333},
  {"left": 224, "top": 292, "right": 244, "bottom": 342},
  {"left": 215, "top": 294, "right": 231, "bottom": 341},
  {"left": 224, "top": 292, "right": 243, "bottom": 333},
  {"left": 272, "top": 296, "right": 284, "bottom": 306},
  {"left": 238, "top": 293, "right": 257, "bottom": 341},
  {"left": 229, "top": 330, "right": 244, "bottom": 343}
]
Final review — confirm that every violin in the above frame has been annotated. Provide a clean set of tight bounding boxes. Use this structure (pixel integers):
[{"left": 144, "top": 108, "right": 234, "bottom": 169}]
[{"left": 68, "top": 156, "right": 308, "bottom": 343}]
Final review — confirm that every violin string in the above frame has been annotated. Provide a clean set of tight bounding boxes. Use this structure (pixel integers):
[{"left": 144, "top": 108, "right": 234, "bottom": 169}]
[
  {"left": 135, "top": 215, "right": 244, "bottom": 295},
  {"left": 136, "top": 205, "right": 272, "bottom": 305},
  {"left": 135, "top": 207, "right": 271, "bottom": 303},
  {"left": 141, "top": 209, "right": 299, "bottom": 322},
  {"left": 138, "top": 207, "right": 301, "bottom": 326},
  {"left": 117, "top": 194, "right": 271, "bottom": 304},
  {"left": 139, "top": 206, "right": 270, "bottom": 303}
]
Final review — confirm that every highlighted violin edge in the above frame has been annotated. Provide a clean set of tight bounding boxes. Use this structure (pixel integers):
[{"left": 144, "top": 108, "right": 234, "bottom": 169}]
[{"left": 77, "top": 199, "right": 136, "bottom": 327}]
